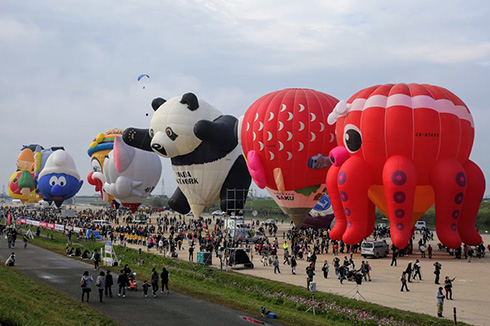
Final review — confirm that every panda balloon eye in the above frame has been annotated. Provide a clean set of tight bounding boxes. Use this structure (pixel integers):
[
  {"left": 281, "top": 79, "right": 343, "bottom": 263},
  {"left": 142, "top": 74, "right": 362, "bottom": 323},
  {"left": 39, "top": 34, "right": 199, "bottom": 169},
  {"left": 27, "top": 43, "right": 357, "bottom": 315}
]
[
  {"left": 165, "top": 127, "right": 178, "bottom": 141},
  {"left": 149, "top": 129, "right": 154, "bottom": 138}
]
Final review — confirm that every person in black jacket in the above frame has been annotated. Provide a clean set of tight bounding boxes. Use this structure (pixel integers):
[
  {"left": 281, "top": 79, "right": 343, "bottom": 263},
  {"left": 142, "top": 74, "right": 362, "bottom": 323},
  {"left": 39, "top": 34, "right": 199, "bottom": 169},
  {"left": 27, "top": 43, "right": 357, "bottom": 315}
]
[
  {"left": 160, "top": 267, "right": 169, "bottom": 293},
  {"left": 151, "top": 268, "right": 159, "bottom": 297},
  {"left": 117, "top": 270, "right": 128, "bottom": 297},
  {"left": 105, "top": 270, "right": 113, "bottom": 297}
]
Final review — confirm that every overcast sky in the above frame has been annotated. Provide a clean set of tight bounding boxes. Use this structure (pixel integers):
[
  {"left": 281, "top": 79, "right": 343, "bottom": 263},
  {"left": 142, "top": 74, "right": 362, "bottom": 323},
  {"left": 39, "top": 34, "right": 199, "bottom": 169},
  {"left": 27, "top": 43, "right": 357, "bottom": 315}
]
[{"left": 1, "top": 1, "right": 490, "bottom": 199}]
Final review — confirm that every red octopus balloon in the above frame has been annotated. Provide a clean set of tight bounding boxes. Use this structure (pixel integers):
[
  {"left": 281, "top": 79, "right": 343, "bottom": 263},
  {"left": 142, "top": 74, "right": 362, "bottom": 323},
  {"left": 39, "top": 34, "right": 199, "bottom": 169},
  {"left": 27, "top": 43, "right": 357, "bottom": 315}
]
[
  {"left": 325, "top": 83, "right": 485, "bottom": 249},
  {"left": 239, "top": 88, "right": 338, "bottom": 226}
]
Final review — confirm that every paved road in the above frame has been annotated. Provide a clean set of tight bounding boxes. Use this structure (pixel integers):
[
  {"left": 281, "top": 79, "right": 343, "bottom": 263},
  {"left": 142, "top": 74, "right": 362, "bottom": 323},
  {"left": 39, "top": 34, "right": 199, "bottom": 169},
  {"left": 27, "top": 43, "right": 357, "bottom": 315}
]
[{"left": 0, "top": 244, "right": 280, "bottom": 326}]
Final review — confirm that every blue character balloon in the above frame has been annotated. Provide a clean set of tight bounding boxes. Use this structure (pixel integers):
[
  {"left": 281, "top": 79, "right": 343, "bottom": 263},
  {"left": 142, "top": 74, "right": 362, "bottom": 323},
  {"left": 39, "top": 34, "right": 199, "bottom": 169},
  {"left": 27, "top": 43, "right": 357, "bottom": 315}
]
[{"left": 38, "top": 150, "right": 83, "bottom": 207}]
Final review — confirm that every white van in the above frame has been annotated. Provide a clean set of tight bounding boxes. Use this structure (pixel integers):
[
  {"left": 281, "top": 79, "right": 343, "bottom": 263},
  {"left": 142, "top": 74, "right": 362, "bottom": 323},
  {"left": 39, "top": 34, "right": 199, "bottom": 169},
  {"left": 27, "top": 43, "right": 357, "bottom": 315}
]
[
  {"left": 414, "top": 220, "right": 426, "bottom": 230},
  {"left": 92, "top": 220, "right": 112, "bottom": 228},
  {"left": 361, "top": 241, "right": 390, "bottom": 258}
]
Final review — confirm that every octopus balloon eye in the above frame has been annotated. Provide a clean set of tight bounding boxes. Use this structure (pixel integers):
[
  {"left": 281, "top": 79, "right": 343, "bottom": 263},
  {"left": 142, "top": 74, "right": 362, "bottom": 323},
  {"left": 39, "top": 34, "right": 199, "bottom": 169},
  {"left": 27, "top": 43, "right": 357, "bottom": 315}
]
[{"left": 343, "top": 124, "right": 362, "bottom": 153}]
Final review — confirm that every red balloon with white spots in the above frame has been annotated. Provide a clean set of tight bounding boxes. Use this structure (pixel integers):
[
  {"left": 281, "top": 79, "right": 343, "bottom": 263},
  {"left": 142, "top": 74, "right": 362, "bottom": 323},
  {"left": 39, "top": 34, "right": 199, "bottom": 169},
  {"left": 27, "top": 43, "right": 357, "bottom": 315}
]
[{"left": 239, "top": 88, "right": 338, "bottom": 226}]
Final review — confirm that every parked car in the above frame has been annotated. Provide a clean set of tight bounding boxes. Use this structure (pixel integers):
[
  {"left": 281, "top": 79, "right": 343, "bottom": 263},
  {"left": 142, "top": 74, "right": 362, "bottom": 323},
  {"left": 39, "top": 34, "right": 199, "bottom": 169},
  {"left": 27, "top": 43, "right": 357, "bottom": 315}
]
[
  {"left": 211, "top": 210, "right": 226, "bottom": 216},
  {"left": 361, "top": 240, "right": 390, "bottom": 258},
  {"left": 414, "top": 220, "right": 427, "bottom": 230}
]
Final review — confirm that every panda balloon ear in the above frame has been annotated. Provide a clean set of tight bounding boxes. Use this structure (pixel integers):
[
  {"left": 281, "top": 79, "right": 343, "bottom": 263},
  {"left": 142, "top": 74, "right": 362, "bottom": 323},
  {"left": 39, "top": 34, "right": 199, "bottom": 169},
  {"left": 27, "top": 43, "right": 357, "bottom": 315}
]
[
  {"left": 152, "top": 98, "right": 166, "bottom": 111},
  {"left": 180, "top": 93, "right": 199, "bottom": 111}
]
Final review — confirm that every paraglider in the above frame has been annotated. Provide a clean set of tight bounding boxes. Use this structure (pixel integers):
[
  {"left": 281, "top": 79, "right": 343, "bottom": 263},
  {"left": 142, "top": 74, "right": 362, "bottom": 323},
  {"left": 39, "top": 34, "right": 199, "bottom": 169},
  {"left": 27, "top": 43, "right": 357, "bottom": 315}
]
[
  {"left": 137, "top": 74, "right": 150, "bottom": 89},
  {"left": 123, "top": 92, "right": 251, "bottom": 218},
  {"left": 239, "top": 88, "right": 339, "bottom": 226},
  {"left": 314, "top": 83, "right": 485, "bottom": 249},
  {"left": 87, "top": 129, "right": 124, "bottom": 207},
  {"left": 103, "top": 136, "right": 162, "bottom": 213},
  {"left": 38, "top": 150, "right": 83, "bottom": 207}
]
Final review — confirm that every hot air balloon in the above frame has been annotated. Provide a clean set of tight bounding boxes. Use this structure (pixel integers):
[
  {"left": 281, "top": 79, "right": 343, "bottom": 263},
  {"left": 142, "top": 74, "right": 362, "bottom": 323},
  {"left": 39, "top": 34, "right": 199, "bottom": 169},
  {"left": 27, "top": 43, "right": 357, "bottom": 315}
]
[
  {"left": 122, "top": 92, "right": 251, "bottom": 218},
  {"left": 322, "top": 83, "right": 485, "bottom": 249},
  {"left": 87, "top": 129, "right": 124, "bottom": 207},
  {"left": 103, "top": 136, "right": 162, "bottom": 213},
  {"left": 38, "top": 150, "right": 83, "bottom": 207},
  {"left": 239, "top": 88, "right": 339, "bottom": 226}
]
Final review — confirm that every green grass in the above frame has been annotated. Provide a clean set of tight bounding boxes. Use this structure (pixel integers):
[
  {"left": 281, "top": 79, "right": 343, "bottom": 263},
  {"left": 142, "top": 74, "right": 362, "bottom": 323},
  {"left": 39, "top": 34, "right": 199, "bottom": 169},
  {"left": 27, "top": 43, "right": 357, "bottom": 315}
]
[
  {"left": 21, "top": 229, "right": 469, "bottom": 326},
  {"left": 0, "top": 263, "right": 119, "bottom": 326}
]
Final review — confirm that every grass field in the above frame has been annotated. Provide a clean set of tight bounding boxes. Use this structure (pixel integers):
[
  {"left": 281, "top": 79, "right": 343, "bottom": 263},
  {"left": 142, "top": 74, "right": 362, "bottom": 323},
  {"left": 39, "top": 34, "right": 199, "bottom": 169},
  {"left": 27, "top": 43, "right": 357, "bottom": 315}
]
[
  {"left": 13, "top": 228, "right": 469, "bottom": 326},
  {"left": 0, "top": 263, "right": 119, "bottom": 326}
]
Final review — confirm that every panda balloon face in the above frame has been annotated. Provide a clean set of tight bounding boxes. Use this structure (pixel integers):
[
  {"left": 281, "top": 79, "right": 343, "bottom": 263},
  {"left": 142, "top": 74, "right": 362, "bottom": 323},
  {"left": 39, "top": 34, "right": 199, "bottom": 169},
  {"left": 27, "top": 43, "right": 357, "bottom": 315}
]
[{"left": 149, "top": 94, "right": 222, "bottom": 158}]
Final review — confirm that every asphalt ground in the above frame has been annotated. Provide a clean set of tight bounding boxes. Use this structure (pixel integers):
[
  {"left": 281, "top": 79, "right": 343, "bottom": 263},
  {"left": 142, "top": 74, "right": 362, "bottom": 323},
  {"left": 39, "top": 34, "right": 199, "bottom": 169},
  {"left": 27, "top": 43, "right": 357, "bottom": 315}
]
[{"left": 0, "top": 242, "right": 281, "bottom": 326}]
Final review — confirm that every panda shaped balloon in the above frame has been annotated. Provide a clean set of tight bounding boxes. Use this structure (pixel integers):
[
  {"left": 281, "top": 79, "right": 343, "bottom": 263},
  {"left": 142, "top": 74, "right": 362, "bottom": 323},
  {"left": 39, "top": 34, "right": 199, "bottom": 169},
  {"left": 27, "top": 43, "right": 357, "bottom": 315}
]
[{"left": 123, "top": 92, "right": 251, "bottom": 217}]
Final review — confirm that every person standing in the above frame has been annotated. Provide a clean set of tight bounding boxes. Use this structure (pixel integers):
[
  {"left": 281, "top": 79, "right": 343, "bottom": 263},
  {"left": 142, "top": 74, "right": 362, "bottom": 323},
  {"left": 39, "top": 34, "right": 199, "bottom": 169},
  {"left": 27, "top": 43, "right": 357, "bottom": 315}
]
[
  {"left": 362, "top": 261, "right": 371, "bottom": 281},
  {"left": 151, "top": 268, "right": 159, "bottom": 297},
  {"left": 400, "top": 272, "right": 410, "bottom": 292},
  {"left": 23, "top": 233, "right": 29, "bottom": 249},
  {"left": 444, "top": 276, "right": 456, "bottom": 300},
  {"left": 306, "top": 262, "right": 315, "bottom": 290},
  {"left": 105, "top": 270, "right": 113, "bottom": 297},
  {"left": 420, "top": 244, "right": 426, "bottom": 258},
  {"left": 95, "top": 271, "right": 106, "bottom": 302},
  {"left": 290, "top": 255, "right": 297, "bottom": 275},
  {"left": 413, "top": 259, "right": 422, "bottom": 281},
  {"left": 117, "top": 270, "right": 128, "bottom": 298},
  {"left": 80, "top": 271, "right": 94, "bottom": 303},
  {"left": 321, "top": 260, "right": 329, "bottom": 279},
  {"left": 433, "top": 262, "right": 442, "bottom": 284},
  {"left": 428, "top": 244, "right": 433, "bottom": 259},
  {"left": 160, "top": 267, "right": 169, "bottom": 293},
  {"left": 436, "top": 286, "right": 445, "bottom": 317},
  {"left": 283, "top": 248, "right": 290, "bottom": 265},
  {"left": 142, "top": 280, "right": 149, "bottom": 297},
  {"left": 188, "top": 245, "right": 194, "bottom": 262},
  {"left": 333, "top": 257, "right": 340, "bottom": 275}
]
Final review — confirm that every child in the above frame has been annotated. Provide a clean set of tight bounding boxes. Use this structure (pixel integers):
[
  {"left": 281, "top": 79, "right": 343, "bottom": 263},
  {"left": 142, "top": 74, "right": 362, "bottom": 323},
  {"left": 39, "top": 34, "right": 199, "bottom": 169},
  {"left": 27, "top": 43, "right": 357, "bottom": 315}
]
[{"left": 142, "top": 280, "right": 149, "bottom": 298}]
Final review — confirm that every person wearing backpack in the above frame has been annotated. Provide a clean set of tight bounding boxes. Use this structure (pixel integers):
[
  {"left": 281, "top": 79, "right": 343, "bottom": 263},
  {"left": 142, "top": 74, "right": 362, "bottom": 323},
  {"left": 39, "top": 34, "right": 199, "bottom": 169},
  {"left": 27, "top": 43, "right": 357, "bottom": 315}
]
[
  {"left": 95, "top": 271, "right": 106, "bottom": 302},
  {"left": 92, "top": 249, "right": 101, "bottom": 270},
  {"left": 80, "top": 271, "right": 94, "bottom": 302}
]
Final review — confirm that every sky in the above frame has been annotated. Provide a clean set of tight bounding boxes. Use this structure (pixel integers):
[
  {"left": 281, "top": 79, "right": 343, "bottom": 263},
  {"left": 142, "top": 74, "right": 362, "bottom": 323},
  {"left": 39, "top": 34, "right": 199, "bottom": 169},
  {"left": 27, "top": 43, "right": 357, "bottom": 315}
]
[{"left": 1, "top": 0, "right": 490, "bottom": 199}]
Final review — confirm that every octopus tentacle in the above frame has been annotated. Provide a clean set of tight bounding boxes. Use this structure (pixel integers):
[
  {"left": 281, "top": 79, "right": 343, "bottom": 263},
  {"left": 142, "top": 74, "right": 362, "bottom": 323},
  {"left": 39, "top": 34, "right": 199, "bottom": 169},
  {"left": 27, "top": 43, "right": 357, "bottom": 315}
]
[
  {"left": 326, "top": 165, "right": 345, "bottom": 241},
  {"left": 383, "top": 156, "right": 417, "bottom": 249},
  {"left": 430, "top": 159, "right": 465, "bottom": 249},
  {"left": 337, "top": 156, "right": 374, "bottom": 245},
  {"left": 458, "top": 160, "right": 485, "bottom": 245}
]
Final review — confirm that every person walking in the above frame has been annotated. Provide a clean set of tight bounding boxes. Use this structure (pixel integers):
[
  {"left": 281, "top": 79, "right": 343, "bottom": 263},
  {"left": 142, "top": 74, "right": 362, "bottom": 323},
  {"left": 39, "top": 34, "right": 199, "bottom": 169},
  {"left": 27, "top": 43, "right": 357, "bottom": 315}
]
[
  {"left": 80, "top": 271, "right": 94, "bottom": 303},
  {"left": 272, "top": 256, "right": 280, "bottom": 274},
  {"left": 405, "top": 261, "right": 413, "bottom": 282},
  {"left": 283, "top": 248, "right": 290, "bottom": 265},
  {"left": 433, "top": 262, "right": 442, "bottom": 284},
  {"left": 142, "top": 280, "right": 149, "bottom": 297},
  {"left": 391, "top": 248, "right": 398, "bottom": 266},
  {"left": 400, "top": 272, "right": 410, "bottom": 292},
  {"left": 436, "top": 286, "right": 445, "bottom": 317},
  {"left": 95, "top": 271, "right": 106, "bottom": 302},
  {"left": 321, "top": 260, "right": 329, "bottom": 279},
  {"left": 151, "top": 268, "right": 159, "bottom": 297},
  {"left": 92, "top": 249, "right": 101, "bottom": 270},
  {"left": 413, "top": 259, "right": 422, "bottom": 281},
  {"left": 117, "top": 270, "right": 128, "bottom": 298},
  {"left": 160, "top": 267, "right": 169, "bottom": 293},
  {"left": 290, "top": 255, "right": 297, "bottom": 275},
  {"left": 444, "top": 276, "right": 456, "bottom": 300},
  {"left": 23, "top": 233, "right": 29, "bottom": 249},
  {"left": 105, "top": 270, "right": 113, "bottom": 297}
]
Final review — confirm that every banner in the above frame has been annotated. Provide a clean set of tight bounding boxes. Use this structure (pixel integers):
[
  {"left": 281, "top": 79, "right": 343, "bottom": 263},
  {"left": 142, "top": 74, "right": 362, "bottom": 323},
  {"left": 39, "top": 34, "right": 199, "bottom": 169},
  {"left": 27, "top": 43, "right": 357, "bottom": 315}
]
[{"left": 105, "top": 241, "right": 113, "bottom": 255}]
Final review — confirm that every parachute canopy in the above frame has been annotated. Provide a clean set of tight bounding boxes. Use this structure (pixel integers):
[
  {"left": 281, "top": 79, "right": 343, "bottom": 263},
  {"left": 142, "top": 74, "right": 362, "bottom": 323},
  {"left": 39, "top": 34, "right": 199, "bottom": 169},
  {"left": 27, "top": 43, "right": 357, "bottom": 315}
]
[{"left": 137, "top": 74, "right": 150, "bottom": 81}]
